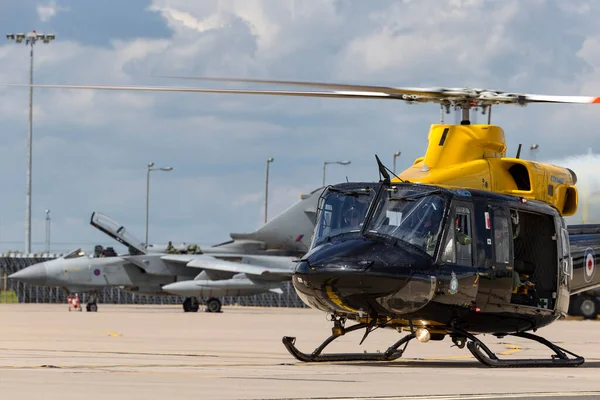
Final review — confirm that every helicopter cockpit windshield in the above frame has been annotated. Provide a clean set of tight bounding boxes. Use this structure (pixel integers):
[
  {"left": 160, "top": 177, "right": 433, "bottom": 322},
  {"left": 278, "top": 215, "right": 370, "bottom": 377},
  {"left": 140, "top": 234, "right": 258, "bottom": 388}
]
[
  {"left": 311, "top": 184, "right": 377, "bottom": 248},
  {"left": 365, "top": 187, "right": 447, "bottom": 257}
]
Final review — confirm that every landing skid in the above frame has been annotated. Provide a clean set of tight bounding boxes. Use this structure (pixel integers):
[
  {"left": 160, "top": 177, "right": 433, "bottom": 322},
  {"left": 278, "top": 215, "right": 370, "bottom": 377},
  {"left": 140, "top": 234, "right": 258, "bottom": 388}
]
[
  {"left": 282, "top": 321, "right": 416, "bottom": 362},
  {"left": 282, "top": 318, "right": 585, "bottom": 367},
  {"left": 454, "top": 329, "right": 585, "bottom": 368}
]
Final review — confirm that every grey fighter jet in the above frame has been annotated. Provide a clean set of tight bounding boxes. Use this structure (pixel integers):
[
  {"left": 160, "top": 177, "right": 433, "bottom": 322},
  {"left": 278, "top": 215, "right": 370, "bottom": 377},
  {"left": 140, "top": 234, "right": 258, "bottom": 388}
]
[{"left": 9, "top": 187, "right": 324, "bottom": 312}]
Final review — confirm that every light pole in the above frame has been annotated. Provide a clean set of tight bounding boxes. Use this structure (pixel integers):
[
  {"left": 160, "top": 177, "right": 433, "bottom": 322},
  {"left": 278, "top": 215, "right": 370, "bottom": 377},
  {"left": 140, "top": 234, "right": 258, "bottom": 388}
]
[
  {"left": 322, "top": 160, "right": 351, "bottom": 187},
  {"left": 45, "top": 209, "right": 50, "bottom": 253},
  {"left": 6, "top": 31, "right": 55, "bottom": 254},
  {"left": 265, "top": 157, "right": 274, "bottom": 224},
  {"left": 145, "top": 162, "right": 173, "bottom": 248},
  {"left": 393, "top": 151, "right": 401, "bottom": 174}
]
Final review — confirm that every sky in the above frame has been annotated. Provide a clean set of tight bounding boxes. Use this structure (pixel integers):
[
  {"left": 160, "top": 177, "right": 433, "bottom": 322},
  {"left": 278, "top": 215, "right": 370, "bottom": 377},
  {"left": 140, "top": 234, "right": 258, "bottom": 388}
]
[{"left": 1, "top": 0, "right": 600, "bottom": 254}]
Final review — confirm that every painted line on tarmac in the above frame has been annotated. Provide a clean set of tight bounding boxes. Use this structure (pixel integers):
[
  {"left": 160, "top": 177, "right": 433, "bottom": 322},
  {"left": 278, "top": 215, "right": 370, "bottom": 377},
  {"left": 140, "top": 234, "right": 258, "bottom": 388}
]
[
  {"left": 421, "top": 343, "right": 522, "bottom": 361},
  {"left": 0, "top": 347, "right": 221, "bottom": 358},
  {"left": 270, "top": 391, "right": 600, "bottom": 400},
  {"left": 0, "top": 362, "right": 281, "bottom": 370},
  {"left": 0, "top": 347, "right": 290, "bottom": 360}
]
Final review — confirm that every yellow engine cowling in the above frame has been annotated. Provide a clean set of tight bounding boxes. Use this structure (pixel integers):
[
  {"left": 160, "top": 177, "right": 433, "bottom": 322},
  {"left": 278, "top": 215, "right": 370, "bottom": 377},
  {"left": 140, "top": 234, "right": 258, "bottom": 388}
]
[{"left": 396, "top": 124, "right": 579, "bottom": 216}]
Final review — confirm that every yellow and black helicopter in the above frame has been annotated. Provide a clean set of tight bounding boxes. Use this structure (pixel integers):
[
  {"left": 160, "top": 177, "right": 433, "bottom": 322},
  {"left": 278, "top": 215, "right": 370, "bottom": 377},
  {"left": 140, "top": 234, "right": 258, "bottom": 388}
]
[{"left": 6, "top": 77, "right": 600, "bottom": 367}]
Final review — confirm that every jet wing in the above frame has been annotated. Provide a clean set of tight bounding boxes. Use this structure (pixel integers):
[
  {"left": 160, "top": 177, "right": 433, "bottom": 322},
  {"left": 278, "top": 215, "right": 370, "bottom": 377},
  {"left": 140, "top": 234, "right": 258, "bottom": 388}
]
[
  {"left": 160, "top": 254, "right": 295, "bottom": 280},
  {"left": 90, "top": 212, "right": 146, "bottom": 255}
]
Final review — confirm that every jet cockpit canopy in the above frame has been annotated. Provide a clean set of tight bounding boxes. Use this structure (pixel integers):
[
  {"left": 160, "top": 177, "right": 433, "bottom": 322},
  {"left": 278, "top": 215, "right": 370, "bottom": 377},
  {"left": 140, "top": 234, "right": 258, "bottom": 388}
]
[{"left": 90, "top": 212, "right": 146, "bottom": 255}]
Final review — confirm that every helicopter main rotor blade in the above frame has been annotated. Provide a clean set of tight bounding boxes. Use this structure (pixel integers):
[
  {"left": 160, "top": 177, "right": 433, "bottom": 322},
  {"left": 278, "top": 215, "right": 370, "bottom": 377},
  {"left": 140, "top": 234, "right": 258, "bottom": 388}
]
[
  {"left": 1, "top": 81, "right": 600, "bottom": 105},
  {"left": 0, "top": 83, "right": 411, "bottom": 100},
  {"left": 151, "top": 75, "right": 448, "bottom": 98},
  {"left": 147, "top": 76, "right": 600, "bottom": 104},
  {"left": 518, "top": 94, "right": 600, "bottom": 104}
]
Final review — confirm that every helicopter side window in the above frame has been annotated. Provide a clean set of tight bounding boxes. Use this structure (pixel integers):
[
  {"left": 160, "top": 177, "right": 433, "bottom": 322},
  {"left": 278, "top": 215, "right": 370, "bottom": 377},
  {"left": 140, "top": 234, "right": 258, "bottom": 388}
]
[
  {"left": 441, "top": 206, "right": 473, "bottom": 266},
  {"left": 493, "top": 214, "right": 510, "bottom": 264},
  {"left": 317, "top": 203, "right": 334, "bottom": 237},
  {"left": 312, "top": 189, "right": 373, "bottom": 247}
]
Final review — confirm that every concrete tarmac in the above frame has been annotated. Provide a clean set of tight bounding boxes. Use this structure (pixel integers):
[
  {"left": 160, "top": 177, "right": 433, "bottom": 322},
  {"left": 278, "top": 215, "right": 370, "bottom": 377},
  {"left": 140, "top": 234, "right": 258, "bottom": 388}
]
[{"left": 1, "top": 304, "right": 600, "bottom": 400}]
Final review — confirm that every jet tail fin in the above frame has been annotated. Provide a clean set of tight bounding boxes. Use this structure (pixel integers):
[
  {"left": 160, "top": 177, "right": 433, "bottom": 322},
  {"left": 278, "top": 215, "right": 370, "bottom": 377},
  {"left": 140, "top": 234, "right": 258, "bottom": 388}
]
[{"left": 227, "top": 186, "right": 326, "bottom": 252}]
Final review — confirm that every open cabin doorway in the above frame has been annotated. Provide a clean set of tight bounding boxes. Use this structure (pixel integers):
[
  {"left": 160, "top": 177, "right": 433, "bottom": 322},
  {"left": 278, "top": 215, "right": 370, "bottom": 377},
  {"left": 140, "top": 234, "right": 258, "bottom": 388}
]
[{"left": 509, "top": 208, "right": 558, "bottom": 310}]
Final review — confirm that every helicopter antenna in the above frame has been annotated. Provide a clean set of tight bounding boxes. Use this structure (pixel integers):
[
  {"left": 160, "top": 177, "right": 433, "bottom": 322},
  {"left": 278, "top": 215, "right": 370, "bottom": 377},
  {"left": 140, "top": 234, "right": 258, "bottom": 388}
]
[
  {"left": 488, "top": 105, "right": 492, "bottom": 124},
  {"left": 516, "top": 144, "right": 522, "bottom": 159},
  {"left": 375, "top": 155, "right": 391, "bottom": 184},
  {"left": 375, "top": 155, "right": 405, "bottom": 183}
]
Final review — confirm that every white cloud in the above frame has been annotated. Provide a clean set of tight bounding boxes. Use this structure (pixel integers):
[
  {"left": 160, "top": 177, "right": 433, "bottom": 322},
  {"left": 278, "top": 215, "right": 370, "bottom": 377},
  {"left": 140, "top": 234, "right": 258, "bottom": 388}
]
[
  {"left": 36, "top": 1, "right": 68, "bottom": 22},
  {"left": 1, "top": 1, "right": 600, "bottom": 252}
]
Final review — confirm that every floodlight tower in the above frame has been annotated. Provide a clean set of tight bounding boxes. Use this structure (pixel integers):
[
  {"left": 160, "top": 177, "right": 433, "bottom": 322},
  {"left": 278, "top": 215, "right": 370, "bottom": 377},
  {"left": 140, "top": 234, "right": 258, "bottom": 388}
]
[
  {"left": 265, "top": 157, "right": 274, "bottom": 224},
  {"left": 322, "top": 161, "right": 351, "bottom": 187},
  {"left": 145, "top": 162, "right": 173, "bottom": 248},
  {"left": 393, "top": 151, "right": 401, "bottom": 174},
  {"left": 6, "top": 30, "right": 56, "bottom": 254}
]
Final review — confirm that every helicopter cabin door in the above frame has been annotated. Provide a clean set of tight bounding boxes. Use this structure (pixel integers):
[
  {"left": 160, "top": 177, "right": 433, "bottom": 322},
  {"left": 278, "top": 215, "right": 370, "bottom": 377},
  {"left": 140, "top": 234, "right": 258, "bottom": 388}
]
[
  {"left": 473, "top": 204, "right": 515, "bottom": 309},
  {"left": 437, "top": 200, "right": 479, "bottom": 301}
]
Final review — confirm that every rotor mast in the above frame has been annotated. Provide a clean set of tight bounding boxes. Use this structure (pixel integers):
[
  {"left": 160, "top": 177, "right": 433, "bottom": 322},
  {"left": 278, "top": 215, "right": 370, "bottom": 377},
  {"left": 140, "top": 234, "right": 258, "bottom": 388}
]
[{"left": 461, "top": 105, "right": 470, "bottom": 125}]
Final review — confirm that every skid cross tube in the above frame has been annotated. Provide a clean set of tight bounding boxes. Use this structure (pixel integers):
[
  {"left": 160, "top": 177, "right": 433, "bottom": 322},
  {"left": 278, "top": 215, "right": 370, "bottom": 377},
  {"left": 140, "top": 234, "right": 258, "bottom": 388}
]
[
  {"left": 282, "top": 323, "right": 416, "bottom": 363},
  {"left": 451, "top": 328, "right": 585, "bottom": 368}
]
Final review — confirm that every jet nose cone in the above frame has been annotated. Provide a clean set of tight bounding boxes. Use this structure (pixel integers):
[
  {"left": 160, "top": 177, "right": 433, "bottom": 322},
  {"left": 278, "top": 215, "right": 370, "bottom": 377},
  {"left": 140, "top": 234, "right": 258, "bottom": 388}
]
[{"left": 8, "top": 263, "right": 47, "bottom": 286}]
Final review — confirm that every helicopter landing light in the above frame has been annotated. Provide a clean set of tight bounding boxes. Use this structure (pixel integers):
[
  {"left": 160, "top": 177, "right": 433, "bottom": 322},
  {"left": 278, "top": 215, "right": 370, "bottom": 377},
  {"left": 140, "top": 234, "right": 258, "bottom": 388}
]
[{"left": 416, "top": 328, "right": 431, "bottom": 343}]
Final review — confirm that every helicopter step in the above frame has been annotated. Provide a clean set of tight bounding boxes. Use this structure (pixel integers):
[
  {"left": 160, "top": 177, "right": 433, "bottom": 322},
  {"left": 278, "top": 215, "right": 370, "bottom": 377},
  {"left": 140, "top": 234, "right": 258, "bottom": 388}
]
[
  {"left": 282, "top": 320, "right": 416, "bottom": 363},
  {"left": 453, "top": 328, "right": 585, "bottom": 368}
]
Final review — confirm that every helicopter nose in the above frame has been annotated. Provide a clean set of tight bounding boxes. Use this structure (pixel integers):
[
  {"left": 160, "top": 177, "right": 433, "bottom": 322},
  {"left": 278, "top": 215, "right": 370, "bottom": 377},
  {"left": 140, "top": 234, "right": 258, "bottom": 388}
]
[
  {"left": 293, "top": 237, "right": 436, "bottom": 316},
  {"left": 8, "top": 262, "right": 48, "bottom": 286}
]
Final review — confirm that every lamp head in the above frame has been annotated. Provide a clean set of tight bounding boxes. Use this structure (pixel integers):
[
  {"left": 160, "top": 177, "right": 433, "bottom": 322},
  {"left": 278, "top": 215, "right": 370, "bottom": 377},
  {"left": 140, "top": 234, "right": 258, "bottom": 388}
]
[{"left": 267, "top": 157, "right": 274, "bottom": 163}]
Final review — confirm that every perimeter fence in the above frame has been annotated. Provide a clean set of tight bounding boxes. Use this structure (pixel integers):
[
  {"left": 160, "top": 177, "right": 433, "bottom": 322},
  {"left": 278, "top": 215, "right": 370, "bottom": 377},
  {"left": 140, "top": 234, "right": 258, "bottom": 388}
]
[{"left": 0, "top": 254, "right": 308, "bottom": 308}]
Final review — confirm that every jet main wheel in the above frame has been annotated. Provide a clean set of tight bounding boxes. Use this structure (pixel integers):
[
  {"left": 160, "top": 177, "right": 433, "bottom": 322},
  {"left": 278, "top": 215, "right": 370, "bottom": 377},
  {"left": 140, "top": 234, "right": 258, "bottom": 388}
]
[
  {"left": 205, "top": 297, "right": 222, "bottom": 313},
  {"left": 189, "top": 298, "right": 199, "bottom": 312},
  {"left": 570, "top": 294, "right": 598, "bottom": 319},
  {"left": 87, "top": 303, "right": 98, "bottom": 312},
  {"left": 579, "top": 296, "right": 597, "bottom": 319},
  {"left": 182, "top": 297, "right": 199, "bottom": 312},
  {"left": 182, "top": 297, "right": 192, "bottom": 312}
]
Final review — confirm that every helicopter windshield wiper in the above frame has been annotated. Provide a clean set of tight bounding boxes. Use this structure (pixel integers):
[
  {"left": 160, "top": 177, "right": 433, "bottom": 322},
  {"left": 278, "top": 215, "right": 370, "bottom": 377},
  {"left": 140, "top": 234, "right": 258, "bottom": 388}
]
[
  {"left": 390, "top": 189, "right": 442, "bottom": 202},
  {"left": 317, "top": 230, "right": 362, "bottom": 246},
  {"left": 327, "top": 187, "right": 373, "bottom": 197}
]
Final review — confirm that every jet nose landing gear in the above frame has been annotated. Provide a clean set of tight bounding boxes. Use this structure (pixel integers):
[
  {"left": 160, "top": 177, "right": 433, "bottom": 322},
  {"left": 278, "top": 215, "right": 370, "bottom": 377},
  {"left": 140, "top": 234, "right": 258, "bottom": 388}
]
[
  {"left": 182, "top": 297, "right": 199, "bottom": 312},
  {"left": 182, "top": 297, "right": 222, "bottom": 313}
]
